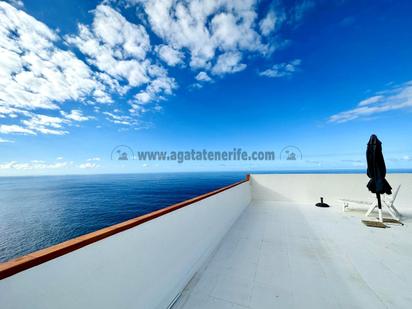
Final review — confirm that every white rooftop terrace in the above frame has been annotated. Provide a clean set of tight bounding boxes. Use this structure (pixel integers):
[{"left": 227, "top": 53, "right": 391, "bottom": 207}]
[
  {"left": 1, "top": 173, "right": 411, "bottom": 309},
  {"left": 174, "top": 200, "right": 412, "bottom": 309}
]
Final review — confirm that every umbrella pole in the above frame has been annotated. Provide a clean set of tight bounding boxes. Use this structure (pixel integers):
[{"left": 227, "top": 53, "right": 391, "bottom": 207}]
[{"left": 376, "top": 193, "right": 383, "bottom": 222}]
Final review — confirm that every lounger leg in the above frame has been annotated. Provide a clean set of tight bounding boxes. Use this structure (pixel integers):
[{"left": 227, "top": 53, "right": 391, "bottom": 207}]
[
  {"left": 390, "top": 205, "right": 401, "bottom": 218},
  {"left": 386, "top": 206, "right": 399, "bottom": 220},
  {"left": 365, "top": 203, "right": 377, "bottom": 217},
  {"left": 383, "top": 199, "right": 401, "bottom": 218}
]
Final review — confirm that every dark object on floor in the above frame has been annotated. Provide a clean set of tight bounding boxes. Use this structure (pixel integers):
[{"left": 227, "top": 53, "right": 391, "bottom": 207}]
[
  {"left": 362, "top": 220, "right": 388, "bottom": 228},
  {"left": 382, "top": 218, "right": 404, "bottom": 225},
  {"left": 316, "top": 197, "right": 330, "bottom": 208}
]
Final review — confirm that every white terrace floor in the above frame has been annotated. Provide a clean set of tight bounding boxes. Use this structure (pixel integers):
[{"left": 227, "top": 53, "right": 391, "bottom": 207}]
[{"left": 173, "top": 201, "right": 412, "bottom": 309}]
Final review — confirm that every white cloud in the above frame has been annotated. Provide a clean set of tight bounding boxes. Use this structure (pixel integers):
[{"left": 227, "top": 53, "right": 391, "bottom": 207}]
[
  {"left": 212, "top": 52, "right": 246, "bottom": 75},
  {"left": 0, "top": 106, "right": 28, "bottom": 118},
  {"left": 133, "top": 0, "right": 269, "bottom": 72},
  {"left": 67, "top": 4, "right": 176, "bottom": 109},
  {"left": 0, "top": 2, "right": 110, "bottom": 111},
  {"left": 0, "top": 2, "right": 175, "bottom": 135},
  {"left": 87, "top": 157, "right": 101, "bottom": 161},
  {"left": 134, "top": 75, "right": 176, "bottom": 106},
  {"left": 388, "top": 155, "right": 412, "bottom": 163},
  {"left": 195, "top": 71, "right": 212, "bottom": 82},
  {"left": 0, "top": 106, "right": 31, "bottom": 119},
  {"left": 358, "top": 95, "right": 383, "bottom": 107},
  {"left": 21, "top": 114, "right": 69, "bottom": 135},
  {"left": 0, "top": 160, "right": 70, "bottom": 170},
  {"left": 0, "top": 110, "right": 95, "bottom": 136},
  {"left": 4, "top": 0, "right": 23, "bottom": 8},
  {"left": 156, "top": 44, "right": 184, "bottom": 66},
  {"left": 61, "top": 110, "right": 92, "bottom": 122},
  {"left": 0, "top": 124, "right": 35, "bottom": 135},
  {"left": 0, "top": 137, "right": 14, "bottom": 143},
  {"left": 0, "top": 2, "right": 113, "bottom": 134},
  {"left": 259, "top": 10, "right": 278, "bottom": 36},
  {"left": 79, "top": 162, "right": 99, "bottom": 169},
  {"left": 189, "top": 83, "right": 203, "bottom": 90},
  {"left": 103, "top": 111, "right": 143, "bottom": 126},
  {"left": 0, "top": 159, "right": 102, "bottom": 172},
  {"left": 259, "top": 59, "right": 301, "bottom": 78},
  {"left": 329, "top": 81, "right": 412, "bottom": 123},
  {"left": 291, "top": 0, "right": 315, "bottom": 24},
  {"left": 0, "top": 1, "right": 315, "bottom": 137},
  {"left": 66, "top": 5, "right": 151, "bottom": 87}
]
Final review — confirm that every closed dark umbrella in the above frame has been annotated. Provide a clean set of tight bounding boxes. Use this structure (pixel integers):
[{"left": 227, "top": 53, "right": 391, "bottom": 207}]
[{"left": 366, "top": 134, "right": 392, "bottom": 222}]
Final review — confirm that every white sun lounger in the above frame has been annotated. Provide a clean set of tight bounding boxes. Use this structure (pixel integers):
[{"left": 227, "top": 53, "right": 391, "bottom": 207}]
[{"left": 340, "top": 185, "right": 401, "bottom": 220}]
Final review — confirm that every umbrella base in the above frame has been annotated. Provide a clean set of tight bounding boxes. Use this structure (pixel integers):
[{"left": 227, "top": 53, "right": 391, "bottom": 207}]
[
  {"left": 382, "top": 218, "right": 404, "bottom": 225},
  {"left": 361, "top": 220, "right": 388, "bottom": 228}
]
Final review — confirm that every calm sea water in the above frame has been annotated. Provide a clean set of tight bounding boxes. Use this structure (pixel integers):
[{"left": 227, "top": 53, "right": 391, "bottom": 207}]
[
  {"left": 0, "top": 172, "right": 248, "bottom": 262},
  {"left": 1, "top": 169, "right": 410, "bottom": 263}
]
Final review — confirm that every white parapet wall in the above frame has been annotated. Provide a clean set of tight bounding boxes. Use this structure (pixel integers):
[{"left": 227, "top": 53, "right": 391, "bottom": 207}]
[
  {"left": 0, "top": 182, "right": 251, "bottom": 309},
  {"left": 251, "top": 173, "right": 412, "bottom": 209}
]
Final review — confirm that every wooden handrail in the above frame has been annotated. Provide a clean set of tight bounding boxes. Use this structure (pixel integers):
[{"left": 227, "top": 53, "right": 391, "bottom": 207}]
[{"left": 0, "top": 175, "right": 250, "bottom": 280}]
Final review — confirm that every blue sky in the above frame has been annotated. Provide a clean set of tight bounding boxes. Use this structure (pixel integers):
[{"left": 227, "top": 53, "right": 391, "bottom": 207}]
[{"left": 0, "top": 0, "right": 411, "bottom": 175}]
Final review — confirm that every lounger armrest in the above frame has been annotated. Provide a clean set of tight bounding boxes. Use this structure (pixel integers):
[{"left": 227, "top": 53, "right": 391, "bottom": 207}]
[{"left": 339, "top": 198, "right": 374, "bottom": 205}]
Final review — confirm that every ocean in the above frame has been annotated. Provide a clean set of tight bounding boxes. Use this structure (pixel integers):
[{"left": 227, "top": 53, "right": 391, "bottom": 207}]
[
  {"left": 0, "top": 172, "right": 247, "bottom": 263},
  {"left": 1, "top": 169, "right": 410, "bottom": 263}
]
